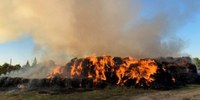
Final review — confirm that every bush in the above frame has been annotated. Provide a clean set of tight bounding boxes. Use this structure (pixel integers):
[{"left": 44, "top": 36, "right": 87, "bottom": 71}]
[
  {"left": 0, "top": 63, "right": 21, "bottom": 75},
  {"left": 193, "top": 57, "right": 200, "bottom": 69}
]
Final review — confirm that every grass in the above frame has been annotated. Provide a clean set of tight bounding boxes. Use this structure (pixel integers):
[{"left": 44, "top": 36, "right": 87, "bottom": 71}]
[
  {"left": 0, "top": 85, "right": 200, "bottom": 100},
  {"left": 0, "top": 86, "right": 156, "bottom": 100}
]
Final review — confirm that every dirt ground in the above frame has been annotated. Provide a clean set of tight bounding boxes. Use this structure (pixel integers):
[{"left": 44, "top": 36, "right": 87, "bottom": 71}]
[{"left": 132, "top": 85, "right": 200, "bottom": 100}]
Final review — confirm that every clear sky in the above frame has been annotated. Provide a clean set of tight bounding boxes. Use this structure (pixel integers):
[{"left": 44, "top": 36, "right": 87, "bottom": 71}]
[
  {"left": 0, "top": 36, "right": 35, "bottom": 65},
  {"left": 177, "top": 13, "right": 200, "bottom": 58},
  {"left": 0, "top": 1, "right": 200, "bottom": 65}
]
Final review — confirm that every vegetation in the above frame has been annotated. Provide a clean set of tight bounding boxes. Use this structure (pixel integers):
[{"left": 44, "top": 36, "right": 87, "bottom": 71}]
[
  {"left": 0, "top": 87, "right": 156, "bottom": 100},
  {"left": 0, "top": 58, "right": 37, "bottom": 75},
  {"left": 0, "top": 85, "right": 200, "bottom": 100},
  {"left": 0, "top": 63, "right": 21, "bottom": 75},
  {"left": 193, "top": 57, "right": 200, "bottom": 68},
  {"left": 32, "top": 58, "right": 37, "bottom": 67}
]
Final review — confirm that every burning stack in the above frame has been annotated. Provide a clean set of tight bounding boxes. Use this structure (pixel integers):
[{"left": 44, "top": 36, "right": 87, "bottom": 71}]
[
  {"left": 48, "top": 56, "right": 198, "bottom": 89},
  {"left": 0, "top": 77, "right": 93, "bottom": 90},
  {"left": 0, "top": 56, "right": 198, "bottom": 90},
  {"left": 151, "top": 57, "right": 198, "bottom": 89}
]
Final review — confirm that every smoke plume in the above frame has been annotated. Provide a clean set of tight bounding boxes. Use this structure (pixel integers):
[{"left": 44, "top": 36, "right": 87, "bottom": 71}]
[{"left": 0, "top": 0, "right": 199, "bottom": 62}]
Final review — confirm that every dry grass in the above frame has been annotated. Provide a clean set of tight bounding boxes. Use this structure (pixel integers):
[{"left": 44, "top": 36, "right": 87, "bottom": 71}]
[{"left": 0, "top": 85, "right": 200, "bottom": 100}]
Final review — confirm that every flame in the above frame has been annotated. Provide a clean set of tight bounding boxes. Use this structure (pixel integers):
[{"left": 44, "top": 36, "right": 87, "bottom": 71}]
[
  {"left": 70, "top": 59, "right": 83, "bottom": 78},
  {"left": 116, "top": 58, "right": 158, "bottom": 86},
  {"left": 87, "top": 56, "right": 114, "bottom": 83},
  {"left": 47, "top": 66, "right": 65, "bottom": 79},
  {"left": 48, "top": 56, "right": 159, "bottom": 86}
]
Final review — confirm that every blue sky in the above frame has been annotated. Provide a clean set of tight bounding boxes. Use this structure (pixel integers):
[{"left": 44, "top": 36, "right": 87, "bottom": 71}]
[
  {"left": 177, "top": 13, "right": 200, "bottom": 58},
  {"left": 139, "top": 0, "right": 200, "bottom": 57},
  {"left": 0, "top": 36, "right": 35, "bottom": 65}
]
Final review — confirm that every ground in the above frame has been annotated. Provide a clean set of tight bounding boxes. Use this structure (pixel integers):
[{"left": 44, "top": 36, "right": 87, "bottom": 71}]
[{"left": 0, "top": 85, "right": 200, "bottom": 100}]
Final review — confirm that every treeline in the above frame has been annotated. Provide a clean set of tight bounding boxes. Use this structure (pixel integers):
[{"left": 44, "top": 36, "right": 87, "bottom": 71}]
[
  {"left": 0, "top": 63, "right": 21, "bottom": 75},
  {"left": 0, "top": 58, "right": 37, "bottom": 75}
]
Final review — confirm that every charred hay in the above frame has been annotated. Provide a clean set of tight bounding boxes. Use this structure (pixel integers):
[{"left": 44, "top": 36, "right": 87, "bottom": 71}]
[{"left": 0, "top": 57, "right": 199, "bottom": 91}]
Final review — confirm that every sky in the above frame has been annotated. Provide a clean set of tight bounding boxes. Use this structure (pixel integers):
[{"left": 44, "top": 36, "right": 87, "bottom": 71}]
[
  {"left": 0, "top": 1, "right": 200, "bottom": 65},
  {"left": 0, "top": 36, "right": 35, "bottom": 65},
  {"left": 177, "top": 13, "right": 200, "bottom": 58}
]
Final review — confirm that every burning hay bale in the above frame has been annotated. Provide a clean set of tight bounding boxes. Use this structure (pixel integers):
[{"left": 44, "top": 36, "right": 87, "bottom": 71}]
[
  {"left": 0, "top": 56, "right": 198, "bottom": 91},
  {"left": 0, "top": 77, "right": 94, "bottom": 91},
  {"left": 48, "top": 56, "right": 198, "bottom": 89},
  {"left": 155, "top": 57, "right": 198, "bottom": 85}
]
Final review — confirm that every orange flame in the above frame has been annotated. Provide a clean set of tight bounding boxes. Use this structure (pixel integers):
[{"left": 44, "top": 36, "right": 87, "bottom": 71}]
[
  {"left": 47, "top": 66, "right": 65, "bottom": 79},
  {"left": 48, "top": 56, "right": 159, "bottom": 86}
]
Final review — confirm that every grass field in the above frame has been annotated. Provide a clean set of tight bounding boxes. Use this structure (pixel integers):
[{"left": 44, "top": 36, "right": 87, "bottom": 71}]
[{"left": 0, "top": 85, "right": 200, "bottom": 100}]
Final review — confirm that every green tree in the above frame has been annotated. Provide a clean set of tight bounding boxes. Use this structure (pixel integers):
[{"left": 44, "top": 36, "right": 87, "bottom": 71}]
[
  {"left": 193, "top": 57, "right": 200, "bottom": 68},
  {"left": 0, "top": 63, "right": 21, "bottom": 75}
]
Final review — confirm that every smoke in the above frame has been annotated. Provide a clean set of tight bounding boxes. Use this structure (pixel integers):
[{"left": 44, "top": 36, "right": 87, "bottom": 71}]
[
  {"left": 1, "top": 60, "right": 56, "bottom": 79},
  {"left": 0, "top": 0, "right": 199, "bottom": 62}
]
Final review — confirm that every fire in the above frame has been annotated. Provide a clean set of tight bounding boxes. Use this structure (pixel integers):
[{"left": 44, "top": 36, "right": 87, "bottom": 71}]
[
  {"left": 70, "top": 60, "right": 83, "bottom": 78},
  {"left": 116, "top": 58, "right": 158, "bottom": 86},
  {"left": 88, "top": 56, "right": 114, "bottom": 83},
  {"left": 48, "top": 56, "right": 159, "bottom": 86},
  {"left": 47, "top": 66, "right": 65, "bottom": 79}
]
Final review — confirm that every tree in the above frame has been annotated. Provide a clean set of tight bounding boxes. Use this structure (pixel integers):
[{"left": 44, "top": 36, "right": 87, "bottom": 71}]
[
  {"left": 14, "top": 64, "right": 21, "bottom": 70},
  {"left": 193, "top": 57, "right": 200, "bottom": 68},
  {"left": 0, "top": 63, "right": 21, "bottom": 75},
  {"left": 2, "top": 63, "right": 10, "bottom": 72},
  {"left": 32, "top": 57, "right": 37, "bottom": 67},
  {"left": 25, "top": 61, "right": 30, "bottom": 67}
]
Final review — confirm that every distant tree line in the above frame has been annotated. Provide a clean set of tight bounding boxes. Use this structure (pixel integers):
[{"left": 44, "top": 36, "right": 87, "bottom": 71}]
[
  {"left": 0, "top": 63, "right": 21, "bottom": 75},
  {"left": 24, "top": 58, "right": 37, "bottom": 67},
  {"left": 0, "top": 58, "right": 37, "bottom": 75}
]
